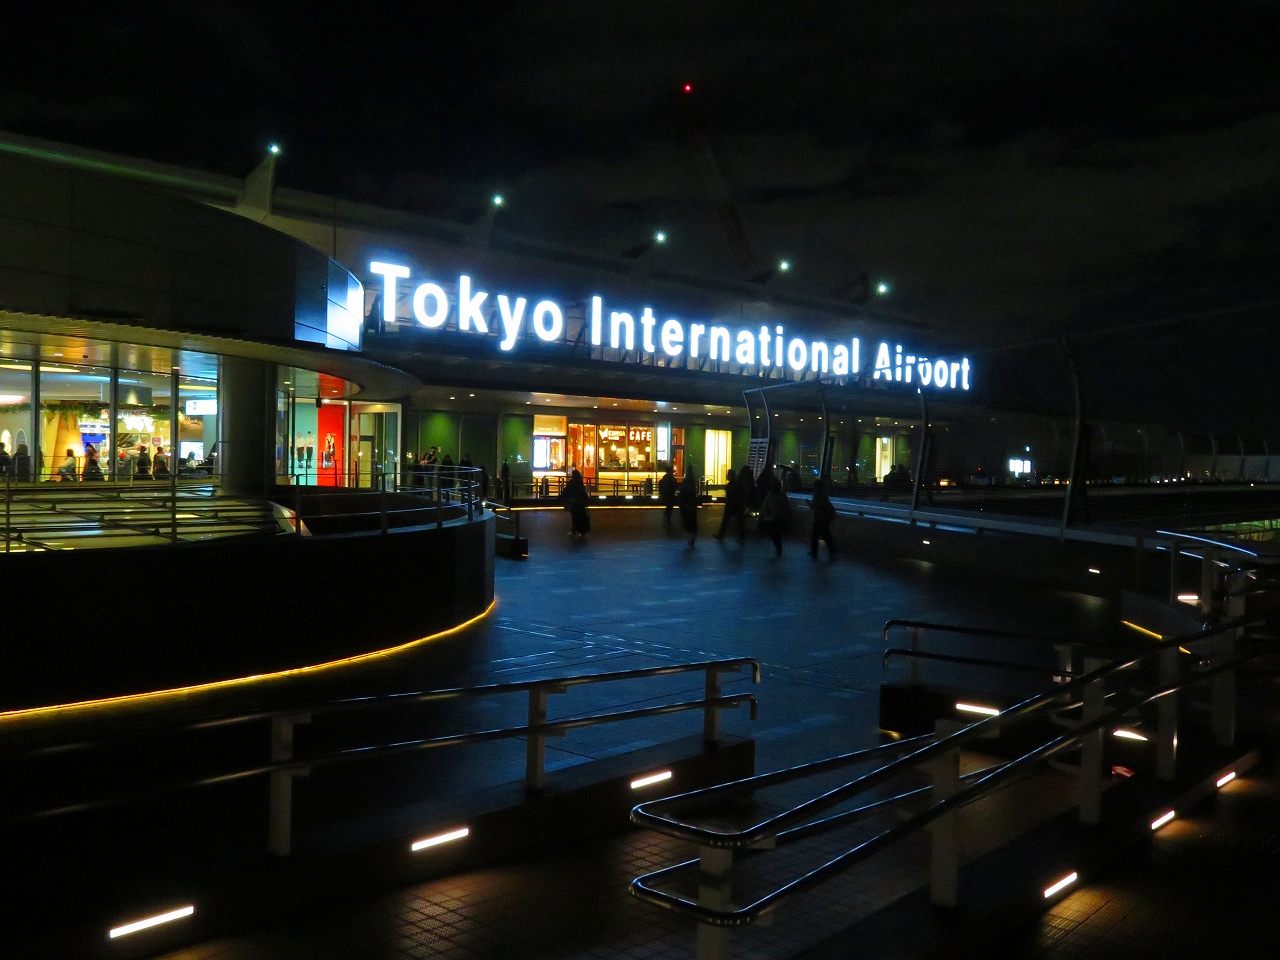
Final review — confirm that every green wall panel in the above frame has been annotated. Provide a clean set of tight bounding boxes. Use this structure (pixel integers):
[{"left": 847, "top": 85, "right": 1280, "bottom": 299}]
[{"left": 499, "top": 414, "right": 533, "bottom": 467}]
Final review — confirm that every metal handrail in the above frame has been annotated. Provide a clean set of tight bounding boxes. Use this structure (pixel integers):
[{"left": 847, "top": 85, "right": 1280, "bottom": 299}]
[
  {"left": 630, "top": 653, "right": 1247, "bottom": 926},
  {"left": 881, "top": 648, "right": 1079, "bottom": 675},
  {"left": 882, "top": 618, "right": 1142, "bottom": 652},
  {"left": 7, "top": 692, "right": 759, "bottom": 825},
  {"left": 631, "top": 620, "right": 1237, "bottom": 850}
]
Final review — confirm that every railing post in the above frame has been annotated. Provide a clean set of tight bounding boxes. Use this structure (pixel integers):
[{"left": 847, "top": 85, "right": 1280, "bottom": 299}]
[
  {"left": 929, "top": 718, "right": 963, "bottom": 908},
  {"left": 268, "top": 712, "right": 311, "bottom": 857},
  {"left": 1199, "top": 548, "right": 1216, "bottom": 618},
  {"left": 1156, "top": 646, "right": 1179, "bottom": 781},
  {"left": 1213, "top": 572, "right": 1245, "bottom": 746},
  {"left": 695, "top": 846, "right": 733, "bottom": 960},
  {"left": 909, "top": 626, "right": 921, "bottom": 685},
  {"left": 379, "top": 489, "right": 388, "bottom": 535},
  {"left": 703, "top": 667, "right": 722, "bottom": 745},
  {"left": 1079, "top": 657, "right": 1106, "bottom": 824},
  {"left": 526, "top": 687, "right": 549, "bottom": 793},
  {"left": 1169, "top": 540, "right": 1179, "bottom": 605}
]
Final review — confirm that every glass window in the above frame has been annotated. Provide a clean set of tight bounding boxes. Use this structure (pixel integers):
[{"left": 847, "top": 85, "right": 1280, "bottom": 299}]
[
  {"left": 113, "top": 370, "right": 173, "bottom": 481},
  {"left": 40, "top": 361, "right": 113, "bottom": 481},
  {"left": 0, "top": 361, "right": 33, "bottom": 481}
]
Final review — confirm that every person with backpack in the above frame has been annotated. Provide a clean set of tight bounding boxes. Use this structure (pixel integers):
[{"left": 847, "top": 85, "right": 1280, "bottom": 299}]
[
  {"left": 809, "top": 478, "right": 839, "bottom": 560},
  {"left": 760, "top": 475, "right": 791, "bottom": 557}
]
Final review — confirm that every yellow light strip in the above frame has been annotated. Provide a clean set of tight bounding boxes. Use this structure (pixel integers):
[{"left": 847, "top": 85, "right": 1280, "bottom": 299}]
[
  {"left": 0, "top": 599, "right": 497, "bottom": 723},
  {"left": 630, "top": 770, "right": 673, "bottom": 790},
  {"left": 411, "top": 826, "right": 469, "bottom": 852},
  {"left": 1043, "top": 872, "right": 1078, "bottom": 898},
  {"left": 108, "top": 905, "right": 194, "bottom": 939},
  {"left": 1150, "top": 810, "right": 1175, "bottom": 830},
  {"left": 1216, "top": 771, "right": 1236, "bottom": 788},
  {"left": 955, "top": 702, "right": 1000, "bottom": 717},
  {"left": 1120, "top": 620, "right": 1163, "bottom": 640}
]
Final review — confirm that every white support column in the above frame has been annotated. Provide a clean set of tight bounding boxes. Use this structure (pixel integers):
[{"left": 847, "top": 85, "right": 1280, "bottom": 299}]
[
  {"left": 268, "top": 712, "right": 311, "bottom": 857},
  {"left": 696, "top": 846, "right": 733, "bottom": 960},
  {"left": 1079, "top": 657, "right": 1107, "bottom": 824},
  {"left": 930, "top": 719, "right": 963, "bottom": 907}
]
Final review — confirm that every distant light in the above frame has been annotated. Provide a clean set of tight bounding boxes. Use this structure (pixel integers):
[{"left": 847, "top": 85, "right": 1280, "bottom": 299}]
[
  {"left": 449, "top": 397, "right": 455, "bottom": 400},
  {"left": 1151, "top": 810, "right": 1176, "bottom": 831},
  {"left": 0, "top": 394, "right": 24, "bottom": 404},
  {"left": 469, "top": 393, "right": 475, "bottom": 397},
  {"left": 778, "top": 260, "right": 790, "bottom": 272},
  {"left": 922, "top": 540, "right": 930, "bottom": 545},
  {"left": 631, "top": 770, "right": 673, "bottom": 789},
  {"left": 492, "top": 194, "right": 504, "bottom": 207},
  {"left": 268, "top": 144, "right": 281, "bottom": 156},
  {"left": 876, "top": 282, "right": 889, "bottom": 295},
  {"left": 1113, "top": 729, "right": 1148, "bottom": 742},
  {"left": 109, "top": 906, "right": 195, "bottom": 939},
  {"left": 1044, "top": 872, "right": 1078, "bottom": 898},
  {"left": 411, "top": 826, "right": 469, "bottom": 852},
  {"left": 956, "top": 702, "right": 999, "bottom": 717},
  {"left": 1216, "top": 771, "right": 1236, "bottom": 788},
  {"left": 1087, "top": 568, "right": 1101, "bottom": 574},
  {"left": 682, "top": 83, "right": 693, "bottom": 93},
  {"left": 654, "top": 231, "right": 667, "bottom": 244}
]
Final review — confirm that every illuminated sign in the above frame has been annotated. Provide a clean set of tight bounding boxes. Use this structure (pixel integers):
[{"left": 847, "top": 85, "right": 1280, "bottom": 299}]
[
  {"left": 368, "top": 263, "right": 971, "bottom": 390},
  {"left": 184, "top": 399, "right": 217, "bottom": 416}
]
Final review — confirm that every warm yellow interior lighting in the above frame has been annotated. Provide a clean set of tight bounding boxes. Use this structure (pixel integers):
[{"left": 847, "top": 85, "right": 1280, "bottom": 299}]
[
  {"left": 108, "top": 905, "right": 194, "bottom": 939},
  {"left": 0, "top": 598, "right": 497, "bottom": 724},
  {"left": 630, "top": 770, "right": 673, "bottom": 790},
  {"left": 411, "top": 826, "right": 469, "bottom": 852},
  {"left": 1043, "top": 872, "right": 1078, "bottom": 898},
  {"left": 1216, "top": 771, "right": 1236, "bottom": 788},
  {"left": 955, "top": 702, "right": 1000, "bottom": 717},
  {"left": 1150, "top": 810, "right": 1175, "bottom": 830},
  {"left": 1120, "top": 620, "right": 1162, "bottom": 640}
]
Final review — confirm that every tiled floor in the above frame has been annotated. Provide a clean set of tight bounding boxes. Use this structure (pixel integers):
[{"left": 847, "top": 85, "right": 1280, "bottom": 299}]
[{"left": 126, "top": 506, "right": 1196, "bottom": 960}]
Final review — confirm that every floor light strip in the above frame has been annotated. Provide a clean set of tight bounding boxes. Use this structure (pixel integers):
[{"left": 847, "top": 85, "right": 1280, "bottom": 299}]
[
  {"left": 1150, "top": 810, "right": 1176, "bottom": 831},
  {"left": 411, "top": 827, "right": 469, "bottom": 852},
  {"left": 631, "top": 770, "right": 673, "bottom": 790},
  {"left": 1043, "top": 872, "right": 1078, "bottom": 899},
  {"left": 1216, "top": 771, "right": 1236, "bottom": 788},
  {"left": 955, "top": 702, "right": 1000, "bottom": 717},
  {"left": 1112, "top": 729, "right": 1148, "bottom": 742},
  {"left": 108, "top": 905, "right": 195, "bottom": 939}
]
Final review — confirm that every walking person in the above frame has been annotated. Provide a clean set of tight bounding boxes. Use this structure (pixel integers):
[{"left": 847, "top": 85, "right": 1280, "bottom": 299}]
[
  {"left": 658, "top": 463, "right": 677, "bottom": 527},
  {"left": 678, "top": 469, "right": 700, "bottom": 547},
  {"left": 809, "top": 478, "right": 839, "bottom": 560},
  {"left": 715, "top": 464, "right": 751, "bottom": 543},
  {"left": 760, "top": 475, "right": 791, "bottom": 557},
  {"left": 499, "top": 458, "right": 511, "bottom": 501},
  {"left": 560, "top": 468, "right": 591, "bottom": 538}
]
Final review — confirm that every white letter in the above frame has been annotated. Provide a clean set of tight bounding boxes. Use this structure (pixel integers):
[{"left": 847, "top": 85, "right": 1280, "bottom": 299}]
[
  {"left": 787, "top": 338, "right": 807, "bottom": 372},
  {"left": 873, "top": 343, "right": 892, "bottom": 380},
  {"left": 689, "top": 323, "right": 705, "bottom": 357},
  {"left": 933, "top": 359, "right": 948, "bottom": 387},
  {"left": 533, "top": 300, "right": 563, "bottom": 341},
  {"left": 950, "top": 361, "right": 960, "bottom": 388},
  {"left": 457, "top": 275, "right": 489, "bottom": 333},
  {"left": 758, "top": 327, "right": 771, "bottom": 366},
  {"left": 709, "top": 326, "right": 730, "bottom": 360},
  {"left": 736, "top": 329, "right": 756, "bottom": 365},
  {"left": 775, "top": 325, "right": 784, "bottom": 367},
  {"left": 832, "top": 344, "right": 849, "bottom": 376},
  {"left": 810, "top": 341, "right": 829, "bottom": 373},
  {"left": 918, "top": 359, "right": 933, "bottom": 385},
  {"left": 640, "top": 307, "right": 658, "bottom": 353},
  {"left": 412, "top": 282, "right": 449, "bottom": 328},
  {"left": 497, "top": 294, "right": 527, "bottom": 350},
  {"left": 591, "top": 296, "right": 603, "bottom": 346},
  {"left": 661, "top": 319, "right": 684, "bottom": 356},
  {"left": 852, "top": 337, "right": 860, "bottom": 373},
  {"left": 961, "top": 357, "right": 971, "bottom": 390},
  {"left": 369, "top": 261, "right": 409, "bottom": 325},
  {"left": 895, "top": 344, "right": 903, "bottom": 381},
  {"left": 610, "top": 311, "right": 635, "bottom": 350}
]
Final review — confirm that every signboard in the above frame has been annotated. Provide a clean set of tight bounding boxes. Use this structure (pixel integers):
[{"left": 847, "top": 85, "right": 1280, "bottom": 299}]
[
  {"left": 367, "top": 261, "right": 972, "bottom": 391},
  {"left": 184, "top": 399, "right": 217, "bottom": 416}
]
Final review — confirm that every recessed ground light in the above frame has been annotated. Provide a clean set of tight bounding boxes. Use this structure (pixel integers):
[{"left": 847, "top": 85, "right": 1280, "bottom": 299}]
[
  {"left": 1043, "top": 872, "right": 1077, "bottom": 898},
  {"left": 1113, "top": 730, "right": 1148, "bottom": 742},
  {"left": 1150, "top": 810, "right": 1175, "bottom": 830},
  {"left": 1176, "top": 593, "right": 1199, "bottom": 604},
  {"left": 631, "top": 770, "right": 673, "bottom": 789},
  {"left": 1087, "top": 568, "right": 1101, "bottom": 574},
  {"left": 955, "top": 702, "right": 999, "bottom": 717},
  {"left": 109, "top": 906, "right": 195, "bottom": 939},
  {"left": 1216, "top": 771, "right": 1236, "bottom": 788},
  {"left": 411, "top": 826, "right": 469, "bottom": 852},
  {"left": 922, "top": 540, "right": 930, "bottom": 545}
]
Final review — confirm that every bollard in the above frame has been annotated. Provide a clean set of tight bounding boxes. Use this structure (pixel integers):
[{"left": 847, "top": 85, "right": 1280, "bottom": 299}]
[
  {"left": 930, "top": 718, "right": 964, "bottom": 907},
  {"left": 695, "top": 846, "right": 733, "bottom": 960},
  {"left": 1078, "top": 657, "right": 1106, "bottom": 824},
  {"left": 268, "top": 712, "right": 311, "bottom": 856}
]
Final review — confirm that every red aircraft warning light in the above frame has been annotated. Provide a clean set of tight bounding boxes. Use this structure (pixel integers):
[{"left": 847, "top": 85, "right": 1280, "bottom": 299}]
[{"left": 682, "top": 83, "right": 693, "bottom": 94}]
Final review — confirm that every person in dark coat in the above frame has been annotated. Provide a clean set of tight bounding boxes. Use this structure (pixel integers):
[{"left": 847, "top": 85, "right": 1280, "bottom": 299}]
[
  {"left": 760, "top": 475, "right": 791, "bottom": 557},
  {"left": 13, "top": 443, "right": 30, "bottom": 482},
  {"left": 134, "top": 444, "right": 151, "bottom": 479},
  {"left": 809, "top": 478, "right": 839, "bottom": 559},
  {"left": 81, "top": 445, "right": 104, "bottom": 481},
  {"left": 500, "top": 459, "right": 511, "bottom": 501},
  {"left": 678, "top": 469, "right": 700, "bottom": 547},
  {"left": 560, "top": 468, "right": 590, "bottom": 538},
  {"left": 755, "top": 463, "right": 776, "bottom": 510},
  {"left": 657, "top": 464, "right": 677, "bottom": 526},
  {"left": 439, "top": 454, "right": 455, "bottom": 493},
  {"left": 715, "top": 465, "right": 751, "bottom": 543}
]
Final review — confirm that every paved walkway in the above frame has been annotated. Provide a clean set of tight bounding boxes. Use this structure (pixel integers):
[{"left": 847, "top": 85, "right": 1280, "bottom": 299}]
[{"left": 122, "top": 504, "right": 1142, "bottom": 960}]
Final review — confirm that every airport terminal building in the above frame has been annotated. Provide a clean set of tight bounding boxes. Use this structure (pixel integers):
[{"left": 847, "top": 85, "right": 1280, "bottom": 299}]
[{"left": 0, "top": 131, "right": 1274, "bottom": 497}]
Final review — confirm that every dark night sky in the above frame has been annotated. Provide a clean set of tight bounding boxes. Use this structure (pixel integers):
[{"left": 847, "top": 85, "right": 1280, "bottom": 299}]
[{"left": 3, "top": 2, "right": 1279, "bottom": 430}]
